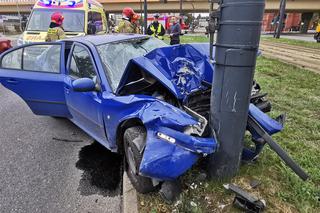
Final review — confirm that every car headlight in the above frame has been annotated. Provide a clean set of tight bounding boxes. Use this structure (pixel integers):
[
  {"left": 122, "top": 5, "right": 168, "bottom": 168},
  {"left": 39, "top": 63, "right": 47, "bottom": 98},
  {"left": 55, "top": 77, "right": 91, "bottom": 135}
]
[{"left": 183, "top": 106, "right": 208, "bottom": 136}]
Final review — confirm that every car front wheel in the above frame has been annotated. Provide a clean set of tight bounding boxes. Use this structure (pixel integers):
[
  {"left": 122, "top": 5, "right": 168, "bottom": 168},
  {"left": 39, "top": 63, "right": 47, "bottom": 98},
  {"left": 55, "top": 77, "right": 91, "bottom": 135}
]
[{"left": 123, "top": 126, "right": 156, "bottom": 194}]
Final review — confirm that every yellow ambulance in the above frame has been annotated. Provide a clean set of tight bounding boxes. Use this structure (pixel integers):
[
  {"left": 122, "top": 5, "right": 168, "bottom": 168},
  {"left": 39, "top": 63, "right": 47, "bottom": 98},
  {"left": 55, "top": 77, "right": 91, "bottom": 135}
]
[{"left": 18, "top": 0, "right": 107, "bottom": 45}]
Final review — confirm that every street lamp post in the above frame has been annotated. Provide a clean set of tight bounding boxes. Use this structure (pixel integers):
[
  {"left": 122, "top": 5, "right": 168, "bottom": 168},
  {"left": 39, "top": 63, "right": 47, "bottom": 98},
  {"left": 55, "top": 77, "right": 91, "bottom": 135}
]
[
  {"left": 209, "top": 0, "right": 266, "bottom": 179},
  {"left": 275, "top": 0, "right": 286, "bottom": 38},
  {"left": 144, "top": 0, "right": 148, "bottom": 34}
]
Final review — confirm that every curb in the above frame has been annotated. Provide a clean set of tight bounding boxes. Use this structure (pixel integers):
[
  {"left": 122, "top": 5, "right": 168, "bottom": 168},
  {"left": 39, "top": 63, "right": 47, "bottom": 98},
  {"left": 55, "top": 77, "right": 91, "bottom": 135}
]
[{"left": 122, "top": 172, "right": 139, "bottom": 213}]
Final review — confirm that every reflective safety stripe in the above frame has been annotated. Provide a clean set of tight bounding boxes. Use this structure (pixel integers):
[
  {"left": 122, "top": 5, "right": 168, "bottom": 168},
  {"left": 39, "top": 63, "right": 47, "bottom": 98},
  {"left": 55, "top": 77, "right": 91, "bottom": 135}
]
[
  {"left": 317, "top": 24, "right": 320, "bottom": 33},
  {"left": 150, "top": 24, "right": 163, "bottom": 40},
  {"left": 45, "top": 27, "right": 65, "bottom": 42}
]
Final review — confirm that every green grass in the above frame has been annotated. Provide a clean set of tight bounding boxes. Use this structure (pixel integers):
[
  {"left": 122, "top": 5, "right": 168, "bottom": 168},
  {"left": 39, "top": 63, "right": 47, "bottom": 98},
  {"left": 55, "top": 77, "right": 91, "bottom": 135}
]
[
  {"left": 164, "top": 35, "right": 209, "bottom": 44},
  {"left": 139, "top": 36, "right": 320, "bottom": 213},
  {"left": 261, "top": 36, "right": 320, "bottom": 49}
]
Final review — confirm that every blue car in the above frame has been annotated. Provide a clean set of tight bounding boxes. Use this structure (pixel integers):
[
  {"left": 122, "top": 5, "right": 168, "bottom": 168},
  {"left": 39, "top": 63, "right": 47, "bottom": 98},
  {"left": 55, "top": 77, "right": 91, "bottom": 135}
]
[{"left": 0, "top": 34, "right": 281, "bottom": 193}]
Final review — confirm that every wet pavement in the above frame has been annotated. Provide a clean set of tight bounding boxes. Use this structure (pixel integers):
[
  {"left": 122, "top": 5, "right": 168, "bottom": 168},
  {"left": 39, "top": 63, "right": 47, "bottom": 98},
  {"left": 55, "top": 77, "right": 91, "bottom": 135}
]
[{"left": 0, "top": 85, "right": 122, "bottom": 213}]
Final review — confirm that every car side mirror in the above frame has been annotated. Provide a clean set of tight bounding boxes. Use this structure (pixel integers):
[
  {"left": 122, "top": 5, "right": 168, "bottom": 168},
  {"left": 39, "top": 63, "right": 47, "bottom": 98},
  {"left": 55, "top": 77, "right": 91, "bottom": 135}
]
[{"left": 72, "top": 78, "right": 96, "bottom": 92}]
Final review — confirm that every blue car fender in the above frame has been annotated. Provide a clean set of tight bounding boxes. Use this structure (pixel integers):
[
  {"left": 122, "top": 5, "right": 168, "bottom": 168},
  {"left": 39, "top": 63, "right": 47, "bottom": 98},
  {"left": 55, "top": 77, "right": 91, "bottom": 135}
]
[{"left": 103, "top": 94, "right": 217, "bottom": 180}]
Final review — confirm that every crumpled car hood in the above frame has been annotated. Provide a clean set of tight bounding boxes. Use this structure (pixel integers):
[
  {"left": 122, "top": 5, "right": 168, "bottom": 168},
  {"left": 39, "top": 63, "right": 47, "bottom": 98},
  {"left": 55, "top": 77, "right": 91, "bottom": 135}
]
[{"left": 116, "top": 43, "right": 214, "bottom": 101}]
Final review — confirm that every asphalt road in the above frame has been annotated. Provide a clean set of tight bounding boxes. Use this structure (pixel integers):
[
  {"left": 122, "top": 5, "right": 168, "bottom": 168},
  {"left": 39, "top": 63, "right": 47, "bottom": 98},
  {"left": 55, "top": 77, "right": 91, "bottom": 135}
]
[{"left": 0, "top": 85, "right": 122, "bottom": 213}]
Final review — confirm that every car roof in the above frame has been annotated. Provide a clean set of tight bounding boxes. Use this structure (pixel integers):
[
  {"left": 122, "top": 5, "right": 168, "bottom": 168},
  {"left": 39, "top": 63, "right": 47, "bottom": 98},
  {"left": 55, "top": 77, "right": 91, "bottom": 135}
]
[{"left": 64, "top": 34, "right": 149, "bottom": 46}]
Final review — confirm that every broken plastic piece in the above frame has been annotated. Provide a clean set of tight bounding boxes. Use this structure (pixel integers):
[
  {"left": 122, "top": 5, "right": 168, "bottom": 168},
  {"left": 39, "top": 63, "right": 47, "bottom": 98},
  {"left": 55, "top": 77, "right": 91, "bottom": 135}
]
[
  {"left": 224, "top": 183, "right": 266, "bottom": 213},
  {"left": 247, "top": 115, "right": 309, "bottom": 181}
]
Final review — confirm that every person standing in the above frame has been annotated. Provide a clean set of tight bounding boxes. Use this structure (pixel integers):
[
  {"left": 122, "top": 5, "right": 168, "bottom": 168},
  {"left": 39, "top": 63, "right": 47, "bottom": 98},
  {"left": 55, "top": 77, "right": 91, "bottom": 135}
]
[
  {"left": 168, "top": 17, "right": 181, "bottom": 45},
  {"left": 131, "top": 13, "right": 142, "bottom": 34},
  {"left": 147, "top": 14, "right": 166, "bottom": 40},
  {"left": 45, "top": 12, "right": 65, "bottom": 42},
  {"left": 115, "top": 7, "right": 136, "bottom": 34},
  {"left": 314, "top": 21, "right": 320, "bottom": 43}
]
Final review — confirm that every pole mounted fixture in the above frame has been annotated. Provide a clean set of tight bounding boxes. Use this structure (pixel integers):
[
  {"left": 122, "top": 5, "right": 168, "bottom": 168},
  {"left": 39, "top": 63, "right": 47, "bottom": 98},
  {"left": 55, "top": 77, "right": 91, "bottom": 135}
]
[
  {"left": 144, "top": 0, "right": 148, "bottom": 35},
  {"left": 208, "top": 0, "right": 220, "bottom": 62},
  {"left": 208, "top": 0, "right": 266, "bottom": 179}
]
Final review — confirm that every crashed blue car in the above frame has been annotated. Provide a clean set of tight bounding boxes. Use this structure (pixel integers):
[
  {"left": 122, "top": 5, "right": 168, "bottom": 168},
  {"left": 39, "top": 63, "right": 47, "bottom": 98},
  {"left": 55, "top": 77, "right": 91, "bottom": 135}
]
[{"left": 0, "top": 34, "right": 282, "bottom": 193}]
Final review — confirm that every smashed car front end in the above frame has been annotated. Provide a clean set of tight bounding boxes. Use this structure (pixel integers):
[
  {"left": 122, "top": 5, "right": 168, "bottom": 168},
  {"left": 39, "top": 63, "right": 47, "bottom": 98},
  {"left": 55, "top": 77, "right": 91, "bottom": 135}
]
[
  {"left": 109, "top": 43, "right": 280, "bottom": 181},
  {"left": 104, "top": 94, "right": 218, "bottom": 181},
  {"left": 137, "top": 100, "right": 217, "bottom": 180}
]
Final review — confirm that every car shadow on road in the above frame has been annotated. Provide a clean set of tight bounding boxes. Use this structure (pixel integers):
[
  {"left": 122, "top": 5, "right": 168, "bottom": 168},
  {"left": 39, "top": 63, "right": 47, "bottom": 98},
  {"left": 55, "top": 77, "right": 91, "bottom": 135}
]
[{"left": 76, "top": 142, "right": 123, "bottom": 197}]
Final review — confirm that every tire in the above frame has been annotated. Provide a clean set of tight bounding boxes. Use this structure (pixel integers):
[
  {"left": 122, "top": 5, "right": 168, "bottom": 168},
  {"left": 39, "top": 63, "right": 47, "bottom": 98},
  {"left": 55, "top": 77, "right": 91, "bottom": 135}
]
[{"left": 123, "top": 126, "right": 156, "bottom": 194}]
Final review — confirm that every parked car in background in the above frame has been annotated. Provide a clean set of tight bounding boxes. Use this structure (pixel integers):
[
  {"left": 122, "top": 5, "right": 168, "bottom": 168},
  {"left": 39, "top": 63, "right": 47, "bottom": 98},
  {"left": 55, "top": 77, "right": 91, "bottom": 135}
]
[{"left": 0, "top": 37, "right": 12, "bottom": 54}]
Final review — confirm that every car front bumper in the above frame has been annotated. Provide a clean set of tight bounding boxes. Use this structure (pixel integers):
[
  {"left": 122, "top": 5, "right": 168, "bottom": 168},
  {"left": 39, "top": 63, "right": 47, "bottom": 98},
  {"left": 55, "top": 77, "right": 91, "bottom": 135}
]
[{"left": 139, "top": 126, "right": 217, "bottom": 180}]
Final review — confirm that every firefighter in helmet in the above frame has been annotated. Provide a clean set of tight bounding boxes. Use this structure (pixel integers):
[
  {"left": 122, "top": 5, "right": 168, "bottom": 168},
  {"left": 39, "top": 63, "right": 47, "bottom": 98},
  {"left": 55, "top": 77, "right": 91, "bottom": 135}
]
[
  {"left": 45, "top": 12, "right": 66, "bottom": 42},
  {"left": 115, "top": 7, "right": 136, "bottom": 33},
  {"left": 147, "top": 13, "right": 165, "bottom": 40},
  {"left": 131, "top": 13, "right": 142, "bottom": 34}
]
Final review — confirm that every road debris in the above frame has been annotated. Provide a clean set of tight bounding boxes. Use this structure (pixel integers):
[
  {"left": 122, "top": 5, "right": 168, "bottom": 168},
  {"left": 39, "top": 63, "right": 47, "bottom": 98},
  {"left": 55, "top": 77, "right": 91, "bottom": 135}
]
[
  {"left": 190, "top": 201, "right": 197, "bottom": 207},
  {"left": 250, "top": 179, "right": 262, "bottom": 189},
  {"left": 224, "top": 183, "right": 266, "bottom": 213}
]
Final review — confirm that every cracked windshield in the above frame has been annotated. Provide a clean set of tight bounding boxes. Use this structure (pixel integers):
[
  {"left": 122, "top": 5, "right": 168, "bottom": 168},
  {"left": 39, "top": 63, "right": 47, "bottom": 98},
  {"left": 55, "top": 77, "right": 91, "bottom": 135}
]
[{"left": 97, "top": 37, "right": 167, "bottom": 90}]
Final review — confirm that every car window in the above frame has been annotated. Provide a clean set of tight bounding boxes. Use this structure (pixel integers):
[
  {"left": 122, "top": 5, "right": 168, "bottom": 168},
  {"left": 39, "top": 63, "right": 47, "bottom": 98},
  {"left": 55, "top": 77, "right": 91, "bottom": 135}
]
[
  {"left": 88, "top": 11, "right": 103, "bottom": 34},
  {"left": 27, "top": 9, "right": 85, "bottom": 32},
  {"left": 1, "top": 48, "right": 23, "bottom": 69},
  {"left": 97, "top": 37, "right": 168, "bottom": 91},
  {"left": 23, "top": 45, "right": 61, "bottom": 73},
  {"left": 69, "top": 45, "right": 96, "bottom": 79}
]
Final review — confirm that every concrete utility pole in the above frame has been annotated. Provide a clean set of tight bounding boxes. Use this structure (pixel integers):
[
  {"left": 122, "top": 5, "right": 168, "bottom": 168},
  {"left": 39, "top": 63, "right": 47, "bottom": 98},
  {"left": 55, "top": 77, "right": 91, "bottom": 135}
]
[
  {"left": 275, "top": 0, "right": 286, "bottom": 38},
  {"left": 209, "top": 0, "right": 266, "bottom": 179},
  {"left": 179, "top": 0, "right": 183, "bottom": 24},
  {"left": 144, "top": 0, "right": 148, "bottom": 34}
]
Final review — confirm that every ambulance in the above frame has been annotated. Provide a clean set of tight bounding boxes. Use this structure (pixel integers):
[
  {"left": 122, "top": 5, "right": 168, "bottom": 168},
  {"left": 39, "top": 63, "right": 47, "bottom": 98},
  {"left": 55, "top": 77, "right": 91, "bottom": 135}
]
[{"left": 17, "top": 0, "right": 107, "bottom": 45}]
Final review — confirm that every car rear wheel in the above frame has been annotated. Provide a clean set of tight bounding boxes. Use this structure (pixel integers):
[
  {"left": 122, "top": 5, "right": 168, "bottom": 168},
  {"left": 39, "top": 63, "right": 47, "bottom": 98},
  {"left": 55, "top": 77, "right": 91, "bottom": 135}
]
[{"left": 123, "top": 126, "right": 156, "bottom": 194}]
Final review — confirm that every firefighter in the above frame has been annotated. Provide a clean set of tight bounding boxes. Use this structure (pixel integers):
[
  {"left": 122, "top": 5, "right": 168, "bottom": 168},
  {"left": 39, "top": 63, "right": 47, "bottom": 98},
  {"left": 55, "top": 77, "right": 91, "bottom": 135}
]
[
  {"left": 147, "top": 14, "right": 165, "bottom": 39},
  {"left": 131, "top": 13, "right": 141, "bottom": 34},
  {"left": 45, "top": 12, "right": 66, "bottom": 42},
  {"left": 115, "top": 7, "right": 136, "bottom": 33}
]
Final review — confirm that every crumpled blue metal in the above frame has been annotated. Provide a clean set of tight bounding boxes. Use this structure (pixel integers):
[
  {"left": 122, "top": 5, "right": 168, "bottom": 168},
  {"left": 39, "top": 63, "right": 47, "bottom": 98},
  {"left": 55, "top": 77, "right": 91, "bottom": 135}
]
[
  {"left": 101, "top": 94, "right": 217, "bottom": 180},
  {"left": 248, "top": 103, "right": 283, "bottom": 135},
  {"left": 242, "top": 104, "right": 284, "bottom": 161},
  {"left": 117, "top": 43, "right": 214, "bottom": 101},
  {"left": 115, "top": 44, "right": 274, "bottom": 179}
]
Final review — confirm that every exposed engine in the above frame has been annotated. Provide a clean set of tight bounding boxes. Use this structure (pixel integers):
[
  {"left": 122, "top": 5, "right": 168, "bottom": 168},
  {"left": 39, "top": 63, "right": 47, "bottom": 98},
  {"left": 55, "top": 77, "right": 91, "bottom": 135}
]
[{"left": 119, "top": 69, "right": 271, "bottom": 138}]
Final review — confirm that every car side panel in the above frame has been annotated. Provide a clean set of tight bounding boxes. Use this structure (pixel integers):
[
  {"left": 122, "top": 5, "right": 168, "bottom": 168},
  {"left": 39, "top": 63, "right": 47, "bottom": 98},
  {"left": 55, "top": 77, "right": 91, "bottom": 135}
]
[{"left": 0, "top": 69, "right": 70, "bottom": 117}]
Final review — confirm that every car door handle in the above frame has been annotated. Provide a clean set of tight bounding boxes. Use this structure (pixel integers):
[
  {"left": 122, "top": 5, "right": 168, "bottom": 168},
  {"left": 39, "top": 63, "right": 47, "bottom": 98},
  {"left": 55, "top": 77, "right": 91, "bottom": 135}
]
[
  {"left": 64, "top": 86, "right": 70, "bottom": 94},
  {"left": 6, "top": 79, "right": 18, "bottom": 84}
]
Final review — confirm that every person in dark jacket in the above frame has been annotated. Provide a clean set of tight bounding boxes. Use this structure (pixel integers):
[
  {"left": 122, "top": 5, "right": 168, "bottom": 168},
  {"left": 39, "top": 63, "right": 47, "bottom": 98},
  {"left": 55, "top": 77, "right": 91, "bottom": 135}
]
[
  {"left": 147, "top": 14, "right": 165, "bottom": 40},
  {"left": 168, "top": 17, "right": 181, "bottom": 45}
]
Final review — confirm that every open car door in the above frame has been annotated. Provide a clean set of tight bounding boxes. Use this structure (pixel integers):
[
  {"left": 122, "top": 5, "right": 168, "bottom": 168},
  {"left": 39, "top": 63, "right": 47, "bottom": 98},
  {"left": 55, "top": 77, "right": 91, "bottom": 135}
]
[{"left": 0, "top": 42, "right": 70, "bottom": 117}]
